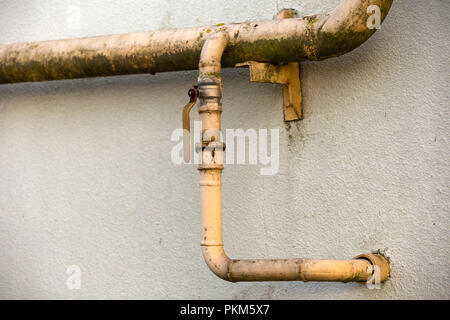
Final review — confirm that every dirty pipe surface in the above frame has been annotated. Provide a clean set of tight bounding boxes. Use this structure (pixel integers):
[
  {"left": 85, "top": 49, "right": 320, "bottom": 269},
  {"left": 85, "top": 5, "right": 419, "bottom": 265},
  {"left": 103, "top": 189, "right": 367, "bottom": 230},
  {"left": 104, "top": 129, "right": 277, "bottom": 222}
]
[{"left": 0, "top": 0, "right": 393, "bottom": 84}]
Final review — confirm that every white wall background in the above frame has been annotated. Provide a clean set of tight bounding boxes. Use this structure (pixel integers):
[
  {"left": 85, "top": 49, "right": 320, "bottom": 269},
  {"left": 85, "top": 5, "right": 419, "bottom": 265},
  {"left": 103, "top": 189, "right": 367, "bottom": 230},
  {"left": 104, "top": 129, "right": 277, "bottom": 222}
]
[{"left": 0, "top": 0, "right": 448, "bottom": 299}]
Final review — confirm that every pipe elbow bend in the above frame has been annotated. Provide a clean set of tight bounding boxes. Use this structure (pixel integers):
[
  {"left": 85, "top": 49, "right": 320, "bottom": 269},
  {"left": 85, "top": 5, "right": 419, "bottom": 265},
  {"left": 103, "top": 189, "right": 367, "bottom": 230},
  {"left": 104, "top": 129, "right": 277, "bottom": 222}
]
[
  {"left": 201, "top": 245, "right": 233, "bottom": 282},
  {"left": 311, "top": 0, "right": 394, "bottom": 60}
]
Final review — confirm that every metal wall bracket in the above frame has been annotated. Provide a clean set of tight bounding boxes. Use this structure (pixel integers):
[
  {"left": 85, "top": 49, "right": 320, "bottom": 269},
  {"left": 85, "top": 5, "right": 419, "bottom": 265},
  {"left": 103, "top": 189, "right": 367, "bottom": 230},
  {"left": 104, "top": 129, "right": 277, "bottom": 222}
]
[{"left": 236, "top": 61, "right": 302, "bottom": 121}]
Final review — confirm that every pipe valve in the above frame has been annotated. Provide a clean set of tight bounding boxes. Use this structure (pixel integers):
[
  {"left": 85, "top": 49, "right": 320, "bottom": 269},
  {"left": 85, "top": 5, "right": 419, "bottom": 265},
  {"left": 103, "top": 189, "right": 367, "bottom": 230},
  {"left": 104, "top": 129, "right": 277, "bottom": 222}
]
[{"left": 182, "top": 85, "right": 199, "bottom": 163}]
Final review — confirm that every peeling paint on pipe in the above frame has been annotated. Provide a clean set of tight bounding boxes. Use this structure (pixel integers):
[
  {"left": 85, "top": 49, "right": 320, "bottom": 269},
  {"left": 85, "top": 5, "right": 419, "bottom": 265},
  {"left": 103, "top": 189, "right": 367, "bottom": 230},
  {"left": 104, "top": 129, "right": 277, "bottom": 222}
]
[{"left": 0, "top": 0, "right": 392, "bottom": 84}]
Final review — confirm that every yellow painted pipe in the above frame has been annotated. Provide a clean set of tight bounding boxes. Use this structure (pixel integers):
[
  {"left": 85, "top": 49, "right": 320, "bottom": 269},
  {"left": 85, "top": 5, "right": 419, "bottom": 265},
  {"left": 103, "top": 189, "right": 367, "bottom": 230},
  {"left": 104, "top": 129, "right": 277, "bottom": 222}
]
[{"left": 196, "top": 33, "right": 390, "bottom": 283}]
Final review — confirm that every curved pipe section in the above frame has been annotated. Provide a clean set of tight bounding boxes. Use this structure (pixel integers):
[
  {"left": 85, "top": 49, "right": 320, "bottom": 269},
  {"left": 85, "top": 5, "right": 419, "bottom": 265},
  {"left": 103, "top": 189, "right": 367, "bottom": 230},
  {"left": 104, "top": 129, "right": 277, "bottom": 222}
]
[
  {"left": 0, "top": 0, "right": 393, "bottom": 84},
  {"left": 197, "top": 33, "right": 390, "bottom": 283}
]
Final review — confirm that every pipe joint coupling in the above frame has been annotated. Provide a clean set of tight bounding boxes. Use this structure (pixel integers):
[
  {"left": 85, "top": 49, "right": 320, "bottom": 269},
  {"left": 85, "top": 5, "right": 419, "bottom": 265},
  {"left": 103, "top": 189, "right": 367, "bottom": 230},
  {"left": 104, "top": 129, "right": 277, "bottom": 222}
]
[
  {"left": 196, "top": 141, "right": 224, "bottom": 170},
  {"left": 196, "top": 141, "right": 226, "bottom": 153},
  {"left": 198, "top": 82, "right": 222, "bottom": 102}
]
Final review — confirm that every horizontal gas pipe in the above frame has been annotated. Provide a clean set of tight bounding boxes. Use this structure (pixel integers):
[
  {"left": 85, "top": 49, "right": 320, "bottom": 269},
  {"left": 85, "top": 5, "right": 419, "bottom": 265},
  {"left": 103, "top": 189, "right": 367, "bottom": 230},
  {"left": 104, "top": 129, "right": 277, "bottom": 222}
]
[{"left": 0, "top": 0, "right": 392, "bottom": 84}]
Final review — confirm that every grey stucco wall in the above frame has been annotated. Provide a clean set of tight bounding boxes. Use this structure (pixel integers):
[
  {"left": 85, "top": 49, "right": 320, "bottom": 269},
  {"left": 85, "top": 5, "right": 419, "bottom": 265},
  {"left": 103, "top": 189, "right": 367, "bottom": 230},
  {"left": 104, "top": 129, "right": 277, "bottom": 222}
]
[{"left": 0, "top": 0, "right": 449, "bottom": 299}]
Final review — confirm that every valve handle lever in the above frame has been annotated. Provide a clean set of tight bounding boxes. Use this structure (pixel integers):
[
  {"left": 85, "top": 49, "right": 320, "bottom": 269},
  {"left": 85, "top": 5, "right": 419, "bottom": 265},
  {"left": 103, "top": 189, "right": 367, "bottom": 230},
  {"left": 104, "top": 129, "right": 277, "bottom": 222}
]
[{"left": 182, "top": 86, "right": 199, "bottom": 163}]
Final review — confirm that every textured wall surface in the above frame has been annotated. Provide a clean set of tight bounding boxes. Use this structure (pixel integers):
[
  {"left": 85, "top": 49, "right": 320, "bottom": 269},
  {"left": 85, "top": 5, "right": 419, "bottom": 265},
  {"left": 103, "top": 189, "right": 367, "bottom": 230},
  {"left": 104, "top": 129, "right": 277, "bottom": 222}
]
[{"left": 0, "top": 0, "right": 449, "bottom": 299}]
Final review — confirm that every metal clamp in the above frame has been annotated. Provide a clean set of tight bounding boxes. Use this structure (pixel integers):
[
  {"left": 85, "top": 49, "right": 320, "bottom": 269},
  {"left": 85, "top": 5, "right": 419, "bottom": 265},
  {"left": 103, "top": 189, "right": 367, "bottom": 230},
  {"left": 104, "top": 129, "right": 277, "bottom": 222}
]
[{"left": 236, "top": 61, "right": 302, "bottom": 121}]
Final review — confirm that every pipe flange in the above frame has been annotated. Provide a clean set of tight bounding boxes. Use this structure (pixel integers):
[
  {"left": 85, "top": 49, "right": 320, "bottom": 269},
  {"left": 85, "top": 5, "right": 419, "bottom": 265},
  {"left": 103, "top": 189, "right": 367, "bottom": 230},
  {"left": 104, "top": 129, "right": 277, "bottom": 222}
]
[
  {"left": 198, "top": 82, "right": 222, "bottom": 99},
  {"left": 353, "top": 253, "right": 390, "bottom": 283}
]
